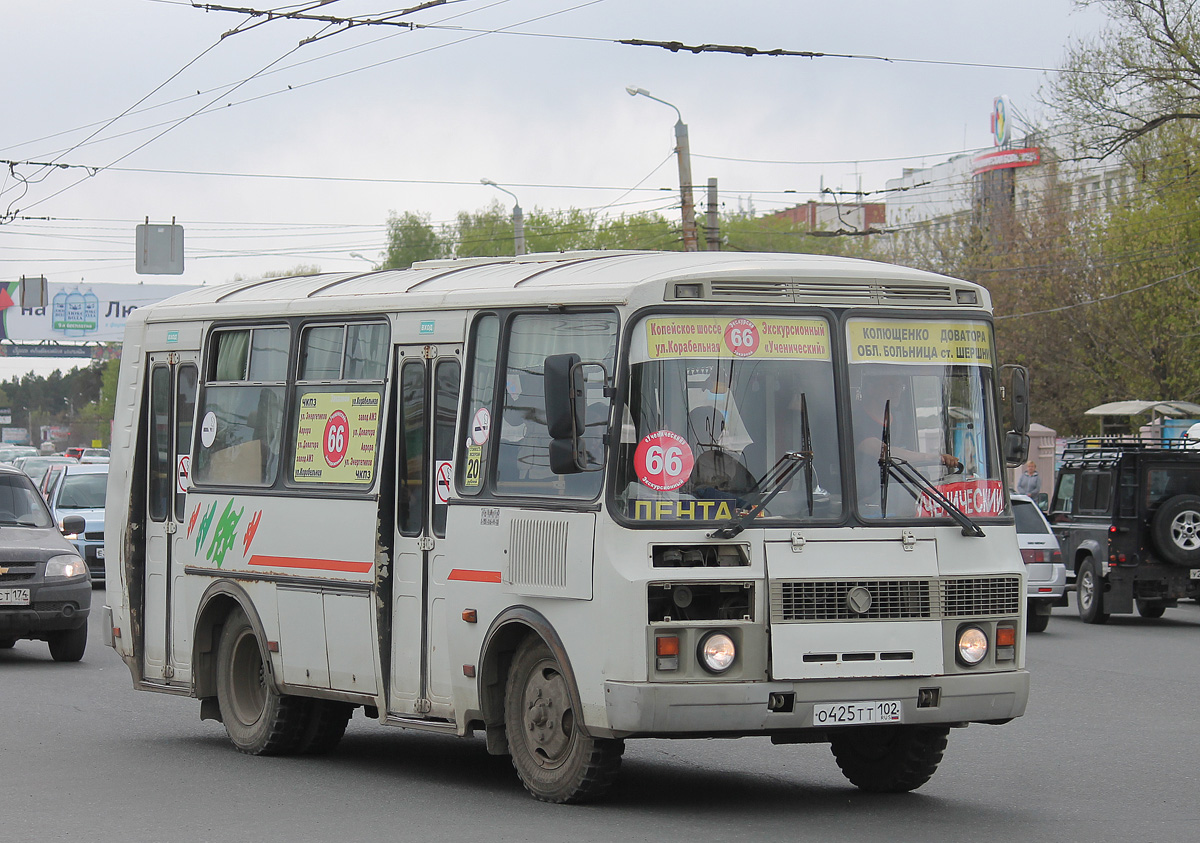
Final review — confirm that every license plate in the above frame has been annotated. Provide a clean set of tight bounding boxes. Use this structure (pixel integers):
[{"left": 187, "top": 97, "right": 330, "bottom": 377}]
[
  {"left": 813, "top": 699, "right": 902, "bottom": 726},
  {"left": 0, "top": 588, "right": 31, "bottom": 606},
  {"left": 96, "top": 547, "right": 105, "bottom": 560},
  {"left": 1191, "top": 568, "right": 1200, "bottom": 580}
]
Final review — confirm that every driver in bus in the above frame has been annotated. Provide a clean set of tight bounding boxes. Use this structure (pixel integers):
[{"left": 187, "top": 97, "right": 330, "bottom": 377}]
[
  {"left": 687, "top": 364, "right": 753, "bottom": 453},
  {"left": 854, "top": 373, "right": 961, "bottom": 472}
]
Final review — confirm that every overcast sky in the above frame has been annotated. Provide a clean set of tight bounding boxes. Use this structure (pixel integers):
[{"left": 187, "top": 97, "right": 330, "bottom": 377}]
[{"left": 1, "top": 0, "right": 1107, "bottom": 378}]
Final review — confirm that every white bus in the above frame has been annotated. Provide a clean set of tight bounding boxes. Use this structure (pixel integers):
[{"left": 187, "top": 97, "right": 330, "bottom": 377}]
[{"left": 104, "top": 250, "right": 1031, "bottom": 803}]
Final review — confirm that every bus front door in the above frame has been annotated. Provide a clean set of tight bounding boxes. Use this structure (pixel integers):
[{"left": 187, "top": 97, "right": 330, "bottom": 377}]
[
  {"left": 387, "top": 346, "right": 461, "bottom": 720},
  {"left": 142, "top": 352, "right": 198, "bottom": 684}
]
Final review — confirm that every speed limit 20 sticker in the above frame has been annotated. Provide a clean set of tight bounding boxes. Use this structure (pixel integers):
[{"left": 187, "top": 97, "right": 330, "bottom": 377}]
[{"left": 633, "top": 430, "right": 695, "bottom": 492}]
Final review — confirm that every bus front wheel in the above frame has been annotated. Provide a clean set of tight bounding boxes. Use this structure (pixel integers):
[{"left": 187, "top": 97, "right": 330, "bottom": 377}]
[
  {"left": 504, "top": 637, "right": 624, "bottom": 803},
  {"left": 829, "top": 725, "right": 949, "bottom": 792},
  {"left": 216, "top": 609, "right": 305, "bottom": 755}
]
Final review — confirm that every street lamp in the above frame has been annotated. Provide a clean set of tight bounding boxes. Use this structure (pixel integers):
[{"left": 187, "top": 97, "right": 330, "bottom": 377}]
[
  {"left": 349, "top": 252, "right": 374, "bottom": 265},
  {"left": 480, "top": 178, "right": 526, "bottom": 256},
  {"left": 626, "top": 86, "right": 699, "bottom": 251}
]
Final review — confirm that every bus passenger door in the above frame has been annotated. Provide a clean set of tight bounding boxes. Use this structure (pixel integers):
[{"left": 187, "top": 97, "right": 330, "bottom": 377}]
[
  {"left": 388, "top": 346, "right": 461, "bottom": 719},
  {"left": 142, "top": 352, "right": 198, "bottom": 684}
]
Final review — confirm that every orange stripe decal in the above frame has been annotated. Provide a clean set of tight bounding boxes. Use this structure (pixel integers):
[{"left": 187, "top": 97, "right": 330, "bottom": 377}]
[
  {"left": 248, "top": 555, "right": 372, "bottom": 574},
  {"left": 448, "top": 569, "right": 502, "bottom": 583}
]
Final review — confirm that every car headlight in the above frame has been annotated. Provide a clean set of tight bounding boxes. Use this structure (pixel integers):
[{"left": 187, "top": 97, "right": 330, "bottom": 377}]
[
  {"left": 956, "top": 625, "right": 989, "bottom": 666},
  {"left": 697, "top": 631, "right": 736, "bottom": 674},
  {"left": 46, "top": 554, "right": 89, "bottom": 579}
]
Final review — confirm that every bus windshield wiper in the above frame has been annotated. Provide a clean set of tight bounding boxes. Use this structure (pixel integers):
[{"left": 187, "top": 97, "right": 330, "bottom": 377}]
[
  {"left": 878, "top": 400, "right": 984, "bottom": 538},
  {"left": 709, "top": 394, "right": 814, "bottom": 539}
]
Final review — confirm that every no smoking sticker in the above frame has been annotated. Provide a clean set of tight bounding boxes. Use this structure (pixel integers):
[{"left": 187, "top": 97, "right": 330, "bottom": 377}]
[
  {"left": 633, "top": 430, "right": 695, "bottom": 492},
  {"left": 471, "top": 407, "right": 491, "bottom": 445},
  {"left": 435, "top": 460, "right": 453, "bottom": 504},
  {"left": 176, "top": 454, "right": 191, "bottom": 494}
]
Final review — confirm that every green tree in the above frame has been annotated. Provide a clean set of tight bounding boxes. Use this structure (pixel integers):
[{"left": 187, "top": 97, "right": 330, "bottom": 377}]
[
  {"left": 383, "top": 210, "right": 447, "bottom": 269},
  {"left": 1043, "top": 0, "right": 1200, "bottom": 159}
]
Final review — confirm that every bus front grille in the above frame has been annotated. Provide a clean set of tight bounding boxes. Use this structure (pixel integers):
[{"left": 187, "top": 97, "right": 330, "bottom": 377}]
[{"left": 771, "top": 576, "right": 1020, "bottom": 622}]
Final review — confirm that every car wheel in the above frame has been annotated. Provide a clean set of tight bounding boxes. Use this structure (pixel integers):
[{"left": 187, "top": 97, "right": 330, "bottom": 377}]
[
  {"left": 1076, "top": 558, "right": 1109, "bottom": 624},
  {"left": 504, "top": 637, "right": 624, "bottom": 803},
  {"left": 1136, "top": 599, "right": 1167, "bottom": 619},
  {"left": 1150, "top": 494, "right": 1200, "bottom": 565},
  {"left": 215, "top": 609, "right": 305, "bottom": 755},
  {"left": 1026, "top": 608, "right": 1050, "bottom": 633},
  {"left": 48, "top": 624, "right": 88, "bottom": 662},
  {"left": 829, "top": 725, "right": 950, "bottom": 792}
]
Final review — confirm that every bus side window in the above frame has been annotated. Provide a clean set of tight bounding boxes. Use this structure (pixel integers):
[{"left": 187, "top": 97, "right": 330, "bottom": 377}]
[
  {"left": 397, "top": 360, "right": 425, "bottom": 537},
  {"left": 194, "top": 326, "right": 289, "bottom": 487},
  {"left": 494, "top": 311, "right": 617, "bottom": 498},
  {"left": 432, "top": 358, "right": 461, "bottom": 537},
  {"left": 458, "top": 315, "right": 499, "bottom": 497},
  {"left": 148, "top": 365, "right": 172, "bottom": 521}
]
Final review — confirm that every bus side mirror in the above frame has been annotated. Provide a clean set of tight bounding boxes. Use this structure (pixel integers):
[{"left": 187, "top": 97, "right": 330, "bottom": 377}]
[
  {"left": 545, "top": 353, "right": 585, "bottom": 474},
  {"left": 1004, "top": 431, "right": 1029, "bottom": 467},
  {"left": 1000, "top": 364, "right": 1031, "bottom": 467}
]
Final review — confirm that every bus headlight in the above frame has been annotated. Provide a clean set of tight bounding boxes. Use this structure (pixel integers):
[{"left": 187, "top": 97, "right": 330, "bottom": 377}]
[
  {"left": 956, "top": 625, "right": 988, "bottom": 666},
  {"left": 697, "top": 631, "right": 736, "bottom": 674}
]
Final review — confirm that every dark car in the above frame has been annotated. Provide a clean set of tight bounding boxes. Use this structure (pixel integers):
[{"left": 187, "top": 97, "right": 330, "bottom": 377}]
[
  {"left": 0, "top": 465, "right": 91, "bottom": 661},
  {"left": 1049, "top": 438, "right": 1200, "bottom": 623}
]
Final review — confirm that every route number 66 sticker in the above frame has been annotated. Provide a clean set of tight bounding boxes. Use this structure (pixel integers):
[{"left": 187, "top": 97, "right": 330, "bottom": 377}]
[{"left": 634, "top": 430, "right": 695, "bottom": 492}]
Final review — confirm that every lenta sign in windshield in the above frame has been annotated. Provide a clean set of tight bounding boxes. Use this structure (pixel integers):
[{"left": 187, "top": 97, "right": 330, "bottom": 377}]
[{"left": 847, "top": 319, "right": 993, "bottom": 366}]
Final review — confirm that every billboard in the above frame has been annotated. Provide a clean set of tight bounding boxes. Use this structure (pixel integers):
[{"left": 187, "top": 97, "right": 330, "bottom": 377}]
[{"left": 0, "top": 280, "right": 197, "bottom": 344}]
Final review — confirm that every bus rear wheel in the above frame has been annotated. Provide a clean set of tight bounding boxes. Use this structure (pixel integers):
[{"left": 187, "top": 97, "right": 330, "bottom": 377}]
[
  {"left": 297, "top": 699, "right": 354, "bottom": 755},
  {"left": 504, "top": 637, "right": 624, "bottom": 803},
  {"left": 216, "top": 609, "right": 305, "bottom": 755},
  {"left": 829, "top": 725, "right": 949, "bottom": 793}
]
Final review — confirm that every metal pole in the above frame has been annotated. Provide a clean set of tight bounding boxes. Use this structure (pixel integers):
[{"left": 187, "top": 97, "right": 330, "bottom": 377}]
[
  {"left": 674, "top": 120, "right": 699, "bottom": 252},
  {"left": 706, "top": 177, "right": 720, "bottom": 251},
  {"left": 480, "top": 179, "right": 525, "bottom": 256},
  {"left": 512, "top": 202, "right": 525, "bottom": 256},
  {"left": 627, "top": 87, "right": 699, "bottom": 252}
]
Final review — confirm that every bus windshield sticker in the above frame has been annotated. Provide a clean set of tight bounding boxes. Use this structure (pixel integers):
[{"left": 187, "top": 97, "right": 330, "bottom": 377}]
[
  {"left": 847, "top": 320, "right": 993, "bottom": 366},
  {"left": 293, "top": 391, "right": 381, "bottom": 484},
  {"left": 916, "top": 479, "right": 1005, "bottom": 518},
  {"left": 634, "top": 430, "right": 694, "bottom": 492},
  {"left": 644, "top": 317, "right": 831, "bottom": 361},
  {"left": 200, "top": 411, "right": 217, "bottom": 448},
  {"left": 471, "top": 407, "right": 491, "bottom": 445},
  {"left": 464, "top": 445, "right": 482, "bottom": 487}
]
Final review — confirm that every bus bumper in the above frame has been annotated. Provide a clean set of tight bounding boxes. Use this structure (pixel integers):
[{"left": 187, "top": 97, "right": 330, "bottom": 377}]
[{"left": 601, "top": 670, "right": 1029, "bottom": 738}]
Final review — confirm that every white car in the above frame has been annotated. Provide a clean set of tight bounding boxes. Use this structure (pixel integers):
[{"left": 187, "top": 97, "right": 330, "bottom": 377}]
[{"left": 1013, "top": 494, "right": 1067, "bottom": 632}]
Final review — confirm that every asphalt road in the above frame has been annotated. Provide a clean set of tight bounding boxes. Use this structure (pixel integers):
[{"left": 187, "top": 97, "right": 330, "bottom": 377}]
[{"left": 3, "top": 590, "right": 1198, "bottom": 843}]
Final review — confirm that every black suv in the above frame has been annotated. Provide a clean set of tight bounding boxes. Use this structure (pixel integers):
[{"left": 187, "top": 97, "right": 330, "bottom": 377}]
[
  {"left": 0, "top": 465, "right": 92, "bottom": 660},
  {"left": 1049, "top": 438, "right": 1200, "bottom": 623}
]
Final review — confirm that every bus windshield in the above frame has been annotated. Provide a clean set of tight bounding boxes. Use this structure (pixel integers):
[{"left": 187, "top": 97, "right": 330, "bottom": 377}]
[
  {"left": 847, "top": 317, "right": 1004, "bottom": 521},
  {"left": 615, "top": 314, "right": 842, "bottom": 523}
]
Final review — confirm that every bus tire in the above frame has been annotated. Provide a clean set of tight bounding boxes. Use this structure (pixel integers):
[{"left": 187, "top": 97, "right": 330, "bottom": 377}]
[
  {"left": 504, "top": 637, "right": 624, "bottom": 803},
  {"left": 216, "top": 609, "right": 305, "bottom": 755},
  {"left": 297, "top": 699, "right": 354, "bottom": 755},
  {"left": 1076, "top": 558, "right": 1109, "bottom": 624},
  {"left": 829, "top": 725, "right": 949, "bottom": 793}
]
